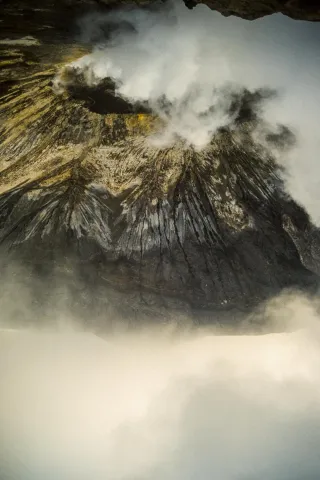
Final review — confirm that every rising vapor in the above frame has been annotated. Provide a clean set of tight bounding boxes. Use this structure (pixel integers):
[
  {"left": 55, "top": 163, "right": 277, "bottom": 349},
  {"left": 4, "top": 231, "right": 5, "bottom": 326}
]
[{"left": 61, "top": 0, "right": 320, "bottom": 224}]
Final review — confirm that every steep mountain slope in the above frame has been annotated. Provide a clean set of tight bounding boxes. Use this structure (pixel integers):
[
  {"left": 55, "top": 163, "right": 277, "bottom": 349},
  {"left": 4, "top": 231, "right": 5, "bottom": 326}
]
[{"left": 0, "top": 1, "right": 319, "bottom": 329}]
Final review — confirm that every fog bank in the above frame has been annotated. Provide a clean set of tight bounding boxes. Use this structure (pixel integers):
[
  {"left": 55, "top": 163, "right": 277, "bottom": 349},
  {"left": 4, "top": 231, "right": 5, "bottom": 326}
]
[{"left": 1, "top": 292, "right": 320, "bottom": 479}]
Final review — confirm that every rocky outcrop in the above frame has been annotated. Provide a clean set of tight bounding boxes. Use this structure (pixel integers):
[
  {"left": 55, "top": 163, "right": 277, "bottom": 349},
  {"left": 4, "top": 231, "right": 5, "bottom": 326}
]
[
  {"left": 184, "top": 0, "right": 320, "bottom": 21},
  {"left": 1, "top": 0, "right": 320, "bottom": 28}
]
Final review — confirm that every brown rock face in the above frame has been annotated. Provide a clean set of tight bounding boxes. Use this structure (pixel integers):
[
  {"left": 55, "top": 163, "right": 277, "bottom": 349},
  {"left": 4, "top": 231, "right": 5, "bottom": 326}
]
[
  {"left": 184, "top": 0, "right": 320, "bottom": 21},
  {"left": 1, "top": 0, "right": 320, "bottom": 24}
]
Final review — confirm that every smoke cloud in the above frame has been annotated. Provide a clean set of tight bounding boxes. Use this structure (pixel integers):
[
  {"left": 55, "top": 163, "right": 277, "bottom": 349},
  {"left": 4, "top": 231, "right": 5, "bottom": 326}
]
[
  {"left": 62, "top": 0, "right": 320, "bottom": 224},
  {"left": 1, "top": 292, "right": 320, "bottom": 480}
]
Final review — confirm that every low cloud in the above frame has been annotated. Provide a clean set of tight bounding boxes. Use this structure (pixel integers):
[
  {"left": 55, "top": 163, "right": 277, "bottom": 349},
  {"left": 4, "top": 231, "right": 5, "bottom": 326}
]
[{"left": 1, "top": 292, "right": 320, "bottom": 479}]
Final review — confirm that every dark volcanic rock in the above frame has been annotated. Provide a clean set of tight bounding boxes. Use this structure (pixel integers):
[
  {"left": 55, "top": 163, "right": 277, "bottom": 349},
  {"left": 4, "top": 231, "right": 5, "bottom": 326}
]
[
  {"left": 0, "top": 0, "right": 320, "bottom": 31},
  {"left": 184, "top": 0, "right": 320, "bottom": 21}
]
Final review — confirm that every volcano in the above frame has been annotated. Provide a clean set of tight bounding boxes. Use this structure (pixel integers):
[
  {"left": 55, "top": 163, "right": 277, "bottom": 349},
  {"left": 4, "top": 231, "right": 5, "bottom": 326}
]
[{"left": 1, "top": 0, "right": 320, "bottom": 330}]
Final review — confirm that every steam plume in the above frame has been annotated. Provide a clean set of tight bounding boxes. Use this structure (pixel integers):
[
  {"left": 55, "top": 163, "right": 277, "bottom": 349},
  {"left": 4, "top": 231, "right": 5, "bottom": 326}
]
[{"left": 65, "top": 1, "right": 320, "bottom": 224}]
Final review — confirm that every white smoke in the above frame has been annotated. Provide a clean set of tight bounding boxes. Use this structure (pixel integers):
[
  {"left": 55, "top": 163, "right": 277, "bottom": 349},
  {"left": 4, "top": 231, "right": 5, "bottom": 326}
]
[
  {"left": 66, "top": 1, "right": 320, "bottom": 224},
  {"left": 1, "top": 292, "right": 320, "bottom": 480}
]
